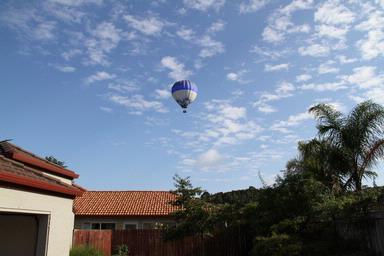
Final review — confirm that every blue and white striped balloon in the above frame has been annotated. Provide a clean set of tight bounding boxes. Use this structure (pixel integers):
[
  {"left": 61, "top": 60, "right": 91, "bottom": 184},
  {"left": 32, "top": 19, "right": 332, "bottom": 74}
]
[{"left": 171, "top": 80, "right": 198, "bottom": 113}]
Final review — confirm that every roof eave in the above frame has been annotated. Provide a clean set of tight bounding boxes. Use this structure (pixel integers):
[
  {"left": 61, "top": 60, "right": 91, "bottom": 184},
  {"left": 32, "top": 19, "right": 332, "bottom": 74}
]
[
  {"left": 0, "top": 170, "right": 83, "bottom": 197},
  {"left": 10, "top": 151, "right": 79, "bottom": 179}
]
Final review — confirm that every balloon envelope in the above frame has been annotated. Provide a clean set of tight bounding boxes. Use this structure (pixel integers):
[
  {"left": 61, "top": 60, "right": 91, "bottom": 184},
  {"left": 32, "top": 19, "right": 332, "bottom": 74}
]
[{"left": 171, "top": 80, "right": 198, "bottom": 111}]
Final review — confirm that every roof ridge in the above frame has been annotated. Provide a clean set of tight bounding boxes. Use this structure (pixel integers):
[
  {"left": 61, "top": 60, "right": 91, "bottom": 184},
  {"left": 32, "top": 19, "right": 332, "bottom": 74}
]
[
  {"left": 0, "top": 141, "right": 79, "bottom": 179},
  {"left": 1, "top": 141, "right": 74, "bottom": 171},
  {"left": 0, "top": 155, "right": 83, "bottom": 197}
]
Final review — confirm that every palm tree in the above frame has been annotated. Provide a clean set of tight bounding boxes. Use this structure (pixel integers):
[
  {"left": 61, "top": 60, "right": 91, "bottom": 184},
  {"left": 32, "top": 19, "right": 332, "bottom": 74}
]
[
  {"left": 286, "top": 139, "right": 348, "bottom": 193},
  {"left": 309, "top": 101, "right": 384, "bottom": 191}
]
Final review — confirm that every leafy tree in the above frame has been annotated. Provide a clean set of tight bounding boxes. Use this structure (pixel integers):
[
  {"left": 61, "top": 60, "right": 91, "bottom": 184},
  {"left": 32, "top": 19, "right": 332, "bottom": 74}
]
[
  {"left": 310, "top": 100, "right": 384, "bottom": 191},
  {"left": 165, "top": 175, "right": 212, "bottom": 239},
  {"left": 286, "top": 139, "right": 348, "bottom": 193},
  {"left": 170, "top": 174, "right": 203, "bottom": 208},
  {"left": 45, "top": 155, "right": 67, "bottom": 168}
]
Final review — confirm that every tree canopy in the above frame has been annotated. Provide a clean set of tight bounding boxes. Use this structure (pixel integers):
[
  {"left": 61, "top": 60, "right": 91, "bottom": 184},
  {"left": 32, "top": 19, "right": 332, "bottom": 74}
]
[{"left": 165, "top": 101, "right": 384, "bottom": 255}]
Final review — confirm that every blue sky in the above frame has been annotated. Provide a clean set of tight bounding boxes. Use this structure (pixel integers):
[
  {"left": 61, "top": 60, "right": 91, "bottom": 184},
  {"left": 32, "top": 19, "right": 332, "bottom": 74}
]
[{"left": 1, "top": 0, "right": 384, "bottom": 192}]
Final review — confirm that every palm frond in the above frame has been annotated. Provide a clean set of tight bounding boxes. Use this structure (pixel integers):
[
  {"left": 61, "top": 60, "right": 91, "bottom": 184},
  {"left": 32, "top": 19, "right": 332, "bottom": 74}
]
[
  {"left": 309, "top": 104, "right": 344, "bottom": 143},
  {"left": 361, "top": 139, "right": 384, "bottom": 171}
]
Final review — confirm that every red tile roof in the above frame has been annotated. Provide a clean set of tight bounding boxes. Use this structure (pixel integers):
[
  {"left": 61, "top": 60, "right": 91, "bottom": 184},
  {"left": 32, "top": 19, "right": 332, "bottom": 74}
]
[
  {"left": 0, "top": 155, "right": 83, "bottom": 197},
  {"left": 0, "top": 142, "right": 79, "bottom": 179},
  {"left": 74, "top": 191, "right": 179, "bottom": 217}
]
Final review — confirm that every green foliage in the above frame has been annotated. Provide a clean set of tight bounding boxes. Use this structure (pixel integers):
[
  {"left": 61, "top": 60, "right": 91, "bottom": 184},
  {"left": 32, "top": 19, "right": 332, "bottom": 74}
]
[
  {"left": 170, "top": 174, "right": 203, "bottom": 207},
  {"left": 309, "top": 100, "right": 384, "bottom": 191},
  {"left": 113, "top": 244, "right": 129, "bottom": 256},
  {"left": 251, "top": 233, "right": 302, "bottom": 256},
  {"left": 70, "top": 246, "right": 103, "bottom": 256},
  {"left": 203, "top": 186, "right": 260, "bottom": 205},
  {"left": 45, "top": 155, "right": 67, "bottom": 167},
  {"left": 165, "top": 175, "right": 210, "bottom": 239},
  {"left": 164, "top": 101, "right": 384, "bottom": 255}
]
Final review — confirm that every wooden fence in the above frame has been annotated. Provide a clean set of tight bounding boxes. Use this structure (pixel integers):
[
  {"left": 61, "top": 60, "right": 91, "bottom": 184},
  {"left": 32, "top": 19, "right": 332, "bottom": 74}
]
[
  {"left": 73, "top": 229, "right": 247, "bottom": 256},
  {"left": 73, "top": 230, "right": 112, "bottom": 256}
]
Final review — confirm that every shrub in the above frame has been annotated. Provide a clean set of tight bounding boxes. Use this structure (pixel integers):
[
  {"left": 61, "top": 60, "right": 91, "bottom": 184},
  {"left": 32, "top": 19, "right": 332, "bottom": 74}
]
[
  {"left": 251, "top": 233, "right": 302, "bottom": 256},
  {"left": 113, "top": 244, "right": 129, "bottom": 256},
  {"left": 70, "top": 245, "right": 104, "bottom": 256}
]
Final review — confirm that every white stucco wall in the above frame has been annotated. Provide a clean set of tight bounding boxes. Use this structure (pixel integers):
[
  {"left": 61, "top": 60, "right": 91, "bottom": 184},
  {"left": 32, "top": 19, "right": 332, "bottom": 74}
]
[
  {"left": 75, "top": 216, "right": 175, "bottom": 230},
  {"left": 0, "top": 187, "right": 74, "bottom": 256},
  {"left": 43, "top": 172, "right": 73, "bottom": 185}
]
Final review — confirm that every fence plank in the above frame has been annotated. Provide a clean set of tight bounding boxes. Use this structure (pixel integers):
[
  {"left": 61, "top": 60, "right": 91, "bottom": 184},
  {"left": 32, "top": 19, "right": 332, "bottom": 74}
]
[
  {"left": 73, "top": 230, "right": 112, "bottom": 256},
  {"left": 73, "top": 229, "right": 245, "bottom": 256}
]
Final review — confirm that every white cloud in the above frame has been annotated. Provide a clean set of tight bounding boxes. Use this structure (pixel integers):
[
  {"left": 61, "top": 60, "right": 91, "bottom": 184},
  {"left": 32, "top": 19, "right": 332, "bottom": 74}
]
[
  {"left": 154, "top": 89, "right": 171, "bottom": 99},
  {"left": 176, "top": 27, "right": 225, "bottom": 59},
  {"left": 362, "top": 87, "right": 384, "bottom": 105},
  {"left": 343, "top": 66, "right": 384, "bottom": 89},
  {"left": 183, "top": 0, "right": 225, "bottom": 12},
  {"left": 337, "top": 55, "right": 357, "bottom": 64},
  {"left": 276, "top": 81, "right": 295, "bottom": 94},
  {"left": 357, "top": 30, "right": 384, "bottom": 60},
  {"left": 54, "top": 65, "right": 76, "bottom": 72},
  {"left": 100, "top": 106, "right": 113, "bottom": 113},
  {"left": 279, "top": 0, "right": 313, "bottom": 15},
  {"left": 43, "top": 1, "right": 85, "bottom": 23},
  {"left": 254, "top": 81, "right": 295, "bottom": 113},
  {"left": 61, "top": 49, "right": 82, "bottom": 60},
  {"left": 33, "top": 21, "right": 56, "bottom": 40},
  {"left": 85, "top": 71, "right": 115, "bottom": 84},
  {"left": 239, "top": 0, "right": 269, "bottom": 13},
  {"left": 355, "top": 10, "right": 384, "bottom": 32},
  {"left": 109, "top": 94, "right": 167, "bottom": 114},
  {"left": 226, "top": 70, "right": 248, "bottom": 83},
  {"left": 262, "top": 26, "right": 284, "bottom": 43},
  {"left": 316, "top": 24, "right": 348, "bottom": 40},
  {"left": 298, "top": 43, "right": 330, "bottom": 57},
  {"left": 200, "top": 101, "right": 262, "bottom": 146},
  {"left": 124, "top": 15, "right": 165, "bottom": 36},
  {"left": 198, "top": 35, "right": 225, "bottom": 58},
  {"left": 207, "top": 20, "right": 225, "bottom": 33},
  {"left": 85, "top": 22, "right": 121, "bottom": 65},
  {"left": 318, "top": 61, "right": 339, "bottom": 74},
  {"left": 296, "top": 74, "right": 312, "bottom": 82},
  {"left": 314, "top": 0, "right": 355, "bottom": 25},
  {"left": 108, "top": 80, "right": 138, "bottom": 93},
  {"left": 161, "top": 56, "right": 192, "bottom": 80},
  {"left": 262, "top": 0, "right": 312, "bottom": 43},
  {"left": 264, "top": 63, "right": 290, "bottom": 72},
  {"left": 197, "top": 149, "right": 223, "bottom": 168},
  {"left": 354, "top": 9, "right": 384, "bottom": 60},
  {"left": 47, "top": 0, "right": 102, "bottom": 6},
  {"left": 1, "top": 8, "right": 57, "bottom": 41},
  {"left": 250, "top": 46, "right": 289, "bottom": 60},
  {"left": 300, "top": 82, "right": 347, "bottom": 91},
  {"left": 257, "top": 104, "right": 277, "bottom": 113},
  {"left": 227, "top": 73, "right": 239, "bottom": 81},
  {"left": 176, "top": 27, "right": 195, "bottom": 40},
  {"left": 271, "top": 112, "right": 312, "bottom": 133}
]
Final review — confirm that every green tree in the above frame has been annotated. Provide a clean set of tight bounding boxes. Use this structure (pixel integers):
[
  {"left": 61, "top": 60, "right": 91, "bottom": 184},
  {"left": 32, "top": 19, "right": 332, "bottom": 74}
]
[
  {"left": 170, "top": 174, "right": 203, "bottom": 208},
  {"left": 309, "top": 100, "right": 384, "bottom": 191},
  {"left": 45, "top": 155, "right": 67, "bottom": 167},
  {"left": 286, "top": 139, "right": 348, "bottom": 193}
]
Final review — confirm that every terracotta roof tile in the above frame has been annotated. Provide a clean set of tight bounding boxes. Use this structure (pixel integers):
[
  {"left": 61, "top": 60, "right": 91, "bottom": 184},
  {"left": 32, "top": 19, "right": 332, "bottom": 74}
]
[{"left": 74, "top": 191, "right": 179, "bottom": 216}]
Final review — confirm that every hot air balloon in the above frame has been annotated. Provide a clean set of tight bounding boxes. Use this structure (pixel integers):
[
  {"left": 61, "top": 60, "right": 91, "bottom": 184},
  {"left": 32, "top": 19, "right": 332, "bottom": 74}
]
[{"left": 171, "top": 80, "right": 198, "bottom": 113}]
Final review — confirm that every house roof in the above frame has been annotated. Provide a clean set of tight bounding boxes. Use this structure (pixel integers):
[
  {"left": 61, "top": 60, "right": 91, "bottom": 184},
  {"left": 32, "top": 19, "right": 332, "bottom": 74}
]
[
  {"left": 74, "top": 191, "right": 179, "bottom": 217},
  {"left": 0, "top": 141, "right": 79, "bottom": 179},
  {"left": 0, "top": 142, "right": 83, "bottom": 198}
]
